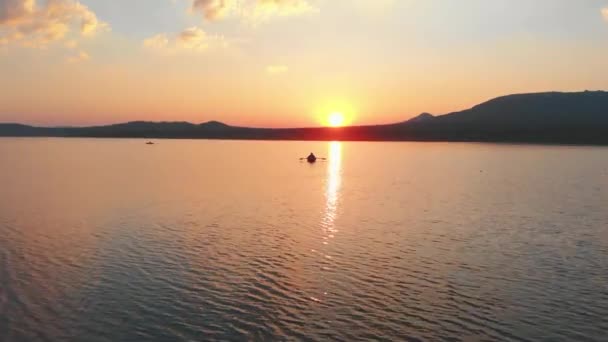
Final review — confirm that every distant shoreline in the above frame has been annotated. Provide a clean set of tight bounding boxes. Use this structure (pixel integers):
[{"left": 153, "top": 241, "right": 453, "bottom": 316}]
[
  {"left": 2, "top": 91, "right": 608, "bottom": 145},
  {"left": 3, "top": 134, "right": 608, "bottom": 147}
]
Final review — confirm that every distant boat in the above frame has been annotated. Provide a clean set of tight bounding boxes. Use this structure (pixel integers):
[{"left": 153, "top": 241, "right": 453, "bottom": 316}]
[
  {"left": 300, "top": 154, "right": 325, "bottom": 163},
  {"left": 146, "top": 141, "right": 155, "bottom": 145}
]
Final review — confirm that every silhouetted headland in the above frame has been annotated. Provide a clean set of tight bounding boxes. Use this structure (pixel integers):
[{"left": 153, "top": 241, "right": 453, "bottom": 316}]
[{"left": 2, "top": 91, "right": 608, "bottom": 144}]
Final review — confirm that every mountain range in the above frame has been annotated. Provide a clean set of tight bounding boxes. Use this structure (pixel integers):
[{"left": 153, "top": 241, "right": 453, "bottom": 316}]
[{"left": 2, "top": 91, "right": 608, "bottom": 144}]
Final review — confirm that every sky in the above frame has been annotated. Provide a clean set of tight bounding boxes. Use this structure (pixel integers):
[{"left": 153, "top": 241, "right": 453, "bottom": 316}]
[{"left": 1, "top": 0, "right": 608, "bottom": 127}]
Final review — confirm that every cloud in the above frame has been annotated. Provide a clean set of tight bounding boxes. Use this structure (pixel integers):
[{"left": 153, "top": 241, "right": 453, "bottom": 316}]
[
  {"left": 65, "top": 50, "right": 89, "bottom": 63},
  {"left": 191, "top": 0, "right": 316, "bottom": 22},
  {"left": 0, "top": 0, "right": 108, "bottom": 48},
  {"left": 602, "top": 7, "right": 608, "bottom": 21},
  {"left": 143, "top": 33, "right": 170, "bottom": 49},
  {"left": 143, "top": 26, "right": 227, "bottom": 53},
  {"left": 266, "top": 64, "right": 288, "bottom": 74},
  {"left": 178, "top": 26, "right": 211, "bottom": 49},
  {"left": 192, "top": 0, "right": 236, "bottom": 20}
]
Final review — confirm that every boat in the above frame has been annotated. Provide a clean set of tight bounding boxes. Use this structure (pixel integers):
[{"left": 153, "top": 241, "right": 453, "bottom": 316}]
[
  {"left": 146, "top": 141, "right": 154, "bottom": 145},
  {"left": 307, "top": 155, "right": 317, "bottom": 163}
]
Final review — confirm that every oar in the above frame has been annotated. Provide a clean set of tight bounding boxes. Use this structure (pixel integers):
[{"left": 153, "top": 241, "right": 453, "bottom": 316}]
[{"left": 299, "top": 158, "right": 327, "bottom": 160}]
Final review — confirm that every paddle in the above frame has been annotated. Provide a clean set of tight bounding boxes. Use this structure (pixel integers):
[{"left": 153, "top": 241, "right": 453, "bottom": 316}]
[{"left": 299, "top": 158, "right": 327, "bottom": 161}]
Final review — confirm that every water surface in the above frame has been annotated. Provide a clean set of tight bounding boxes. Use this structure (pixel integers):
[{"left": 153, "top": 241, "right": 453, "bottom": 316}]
[{"left": 1, "top": 138, "right": 607, "bottom": 341}]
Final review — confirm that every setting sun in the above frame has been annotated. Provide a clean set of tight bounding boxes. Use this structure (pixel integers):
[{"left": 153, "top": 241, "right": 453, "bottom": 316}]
[
  {"left": 327, "top": 112, "right": 346, "bottom": 127},
  {"left": 314, "top": 99, "right": 357, "bottom": 127}
]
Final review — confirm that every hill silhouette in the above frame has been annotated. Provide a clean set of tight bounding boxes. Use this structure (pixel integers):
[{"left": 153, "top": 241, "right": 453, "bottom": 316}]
[
  {"left": 434, "top": 91, "right": 608, "bottom": 125},
  {"left": 1, "top": 91, "right": 607, "bottom": 144}
]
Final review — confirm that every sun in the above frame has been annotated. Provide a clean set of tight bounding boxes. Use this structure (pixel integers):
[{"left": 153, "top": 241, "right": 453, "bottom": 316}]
[
  {"left": 315, "top": 100, "right": 355, "bottom": 127},
  {"left": 327, "top": 112, "right": 345, "bottom": 127}
]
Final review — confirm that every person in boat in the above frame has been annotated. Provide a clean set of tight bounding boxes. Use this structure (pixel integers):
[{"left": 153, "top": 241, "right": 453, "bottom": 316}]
[{"left": 307, "top": 152, "right": 317, "bottom": 163}]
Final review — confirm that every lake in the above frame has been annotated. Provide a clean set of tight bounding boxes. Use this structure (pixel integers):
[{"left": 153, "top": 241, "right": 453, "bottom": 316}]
[{"left": 1, "top": 138, "right": 607, "bottom": 341}]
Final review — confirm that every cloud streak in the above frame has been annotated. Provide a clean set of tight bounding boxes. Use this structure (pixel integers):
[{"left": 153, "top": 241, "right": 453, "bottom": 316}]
[
  {"left": 144, "top": 26, "right": 227, "bottom": 53},
  {"left": 191, "top": 0, "right": 235, "bottom": 21},
  {"left": 191, "top": 0, "right": 316, "bottom": 22}
]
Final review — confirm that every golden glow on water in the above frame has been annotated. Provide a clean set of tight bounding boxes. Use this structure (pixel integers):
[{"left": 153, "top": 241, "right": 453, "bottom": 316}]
[
  {"left": 323, "top": 141, "right": 342, "bottom": 237},
  {"left": 2, "top": 139, "right": 608, "bottom": 340}
]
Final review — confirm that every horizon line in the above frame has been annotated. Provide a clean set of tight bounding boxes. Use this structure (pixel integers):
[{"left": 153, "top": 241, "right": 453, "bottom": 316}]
[{"left": 2, "top": 89, "right": 606, "bottom": 129}]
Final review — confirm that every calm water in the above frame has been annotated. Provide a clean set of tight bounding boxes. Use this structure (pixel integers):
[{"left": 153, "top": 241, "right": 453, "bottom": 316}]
[{"left": 1, "top": 138, "right": 607, "bottom": 341}]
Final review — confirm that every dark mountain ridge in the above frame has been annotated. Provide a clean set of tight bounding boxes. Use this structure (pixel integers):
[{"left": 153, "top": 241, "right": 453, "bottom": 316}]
[
  {"left": 2, "top": 91, "right": 607, "bottom": 144},
  {"left": 434, "top": 91, "right": 608, "bottom": 125}
]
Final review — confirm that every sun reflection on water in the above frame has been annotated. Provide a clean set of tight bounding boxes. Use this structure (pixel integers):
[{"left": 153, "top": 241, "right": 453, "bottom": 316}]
[
  {"left": 323, "top": 141, "right": 342, "bottom": 237},
  {"left": 313, "top": 141, "right": 343, "bottom": 303}
]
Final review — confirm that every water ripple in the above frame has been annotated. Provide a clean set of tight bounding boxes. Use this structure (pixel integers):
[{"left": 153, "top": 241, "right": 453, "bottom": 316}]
[{"left": 1, "top": 140, "right": 608, "bottom": 341}]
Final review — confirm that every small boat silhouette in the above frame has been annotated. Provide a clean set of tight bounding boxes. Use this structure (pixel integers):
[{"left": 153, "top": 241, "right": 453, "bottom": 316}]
[
  {"left": 300, "top": 153, "right": 325, "bottom": 163},
  {"left": 146, "top": 141, "right": 155, "bottom": 145}
]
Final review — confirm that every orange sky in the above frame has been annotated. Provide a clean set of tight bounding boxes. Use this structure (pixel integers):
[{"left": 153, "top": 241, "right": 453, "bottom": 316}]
[{"left": 1, "top": 0, "right": 608, "bottom": 127}]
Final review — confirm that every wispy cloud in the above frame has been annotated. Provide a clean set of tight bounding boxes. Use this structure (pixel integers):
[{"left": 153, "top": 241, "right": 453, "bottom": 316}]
[
  {"left": 143, "top": 33, "right": 170, "bottom": 49},
  {"left": 191, "top": 0, "right": 236, "bottom": 21},
  {"left": 266, "top": 64, "right": 288, "bottom": 74},
  {"left": 178, "top": 26, "right": 215, "bottom": 49},
  {"left": 0, "top": 0, "right": 109, "bottom": 48},
  {"left": 602, "top": 7, "right": 608, "bottom": 21},
  {"left": 143, "top": 26, "right": 227, "bottom": 53},
  {"left": 191, "top": 0, "right": 316, "bottom": 23}
]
